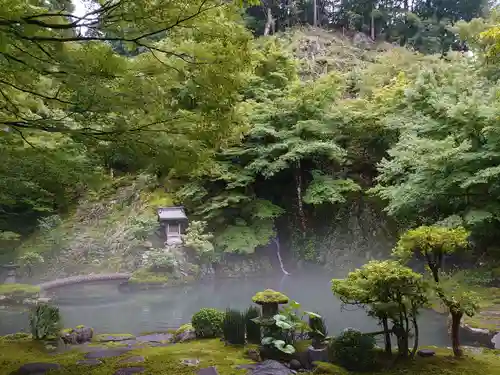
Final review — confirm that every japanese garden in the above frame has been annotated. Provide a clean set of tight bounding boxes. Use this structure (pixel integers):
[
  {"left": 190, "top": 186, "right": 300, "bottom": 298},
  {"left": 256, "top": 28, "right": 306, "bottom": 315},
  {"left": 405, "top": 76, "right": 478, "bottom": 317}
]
[{"left": 2, "top": 0, "right": 500, "bottom": 374}]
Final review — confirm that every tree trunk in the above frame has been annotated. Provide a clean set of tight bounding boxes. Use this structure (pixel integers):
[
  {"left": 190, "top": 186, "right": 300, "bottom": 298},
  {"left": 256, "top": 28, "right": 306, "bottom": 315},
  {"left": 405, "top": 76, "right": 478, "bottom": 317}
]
[
  {"left": 371, "top": 8, "right": 375, "bottom": 40},
  {"left": 313, "top": 0, "right": 317, "bottom": 27},
  {"left": 451, "top": 311, "right": 464, "bottom": 357},
  {"left": 264, "top": 7, "right": 274, "bottom": 36},
  {"left": 382, "top": 317, "right": 392, "bottom": 355},
  {"left": 295, "top": 163, "right": 307, "bottom": 236},
  {"left": 410, "top": 314, "right": 419, "bottom": 359}
]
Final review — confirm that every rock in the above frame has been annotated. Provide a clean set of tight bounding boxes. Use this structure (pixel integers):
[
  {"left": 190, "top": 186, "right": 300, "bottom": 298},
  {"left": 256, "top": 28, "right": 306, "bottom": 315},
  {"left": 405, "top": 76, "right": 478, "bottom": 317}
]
[
  {"left": 245, "top": 348, "right": 261, "bottom": 362},
  {"left": 307, "top": 346, "right": 328, "bottom": 364},
  {"left": 198, "top": 367, "right": 219, "bottom": 375},
  {"left": 76, "top": 359, "right": 102, "bottom": 366},
  {"left": 97, "top": 334, "right": 135, "bottom": 342},
  {"left": 181, "top": 358, "right": 200, "bottom": 366},
  {"left": 417, "top": 349, "right": 435, "bottom": 358},
  {"left": 352, "top": 32, "right": 374, "bottom": 49},
  {"left": 113, "top": 367, "right": 145, "bottom": 375},
  {"left": 492, "top": 332, "right": 500, "bottom": 349},
  {"left": 460, "top": 323, "right": 496, "bottom": 349},
  {"left": 235, "top": 364, "right": 257, "bottom": 370},
  {"left": 11, "top": 362, "right": 61, "bottom": 374},
  {"left": 173, "top": 328, "right": 196, "bottom": 343},
  {"left": 118, "top": 356, "right": 145, "bottom": 364},
  {"left": 289, "top": 359, "right": 302, "bottom": 370},
  {"left": 62, "top": 326, "right": 94, "bottom": 344},
  {"left": 84, "top": 348, "right": 131, "bottom": 359},
  {"left": 136, "top": 333, "right": 172, "bottom": 343},
  {"left": 250, "top": 360, "right": 294, "bottom": 375}
]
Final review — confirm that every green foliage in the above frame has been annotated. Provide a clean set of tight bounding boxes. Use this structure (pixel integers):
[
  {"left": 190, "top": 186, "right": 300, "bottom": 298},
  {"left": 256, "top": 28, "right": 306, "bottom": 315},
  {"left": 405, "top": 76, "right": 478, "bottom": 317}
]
[
  {"left": 332, "top": 260, "right": 429, "bottom": 357},
  {"left": 191, "top": 308, "right": 225, "bottom": 338},
  {"left": 183, "top": 221, "right": 214, "bottom": 258},
  {"left": 329, "top": 329, "right": 376, "bottom": 372},
  {"left": 223, "top": 308, "right": 246, "bottom": 345},
  {"left": 313, "top": 361, "right": 349, "bottom": 375},
  {"left": 244, "top": 306, "right": 261, "bottom": 344},
  {"left": 303, "top": 171, "right": 361, "bottom": 206},
  {"left": 393, "top": 226, "right": 470, "bottom": 262},
  {"left": 309, "top": 314, "right": 328, "bottom": 347},
  {"left": 29, "top": 304, "right": 62, "bottom": 340},
  {"left": 141, "top": 249, "right": 177, "bottom": 272},
  {"left": 129, "top": 268, "right": 169, "bottom": 285},
  {"left": 0, "top": 283, "right": 40, "bottom": 295},
  {"left": 18, "top": 252, "right": 44, "bottom": 277}
]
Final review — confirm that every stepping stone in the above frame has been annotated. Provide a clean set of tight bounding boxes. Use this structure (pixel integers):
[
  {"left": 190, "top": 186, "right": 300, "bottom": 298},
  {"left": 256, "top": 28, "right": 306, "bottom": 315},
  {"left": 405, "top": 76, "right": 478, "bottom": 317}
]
[
  {"left": 76, "top": 359, "right": 102, "bottom": 366},
  {"left": 181, "top": 358, "right": 200, "bottom": 366},
  {"left": 417, "top": 349, "right": 436, "bottom": 357},
  {"left": 118, "top": 356, "right": 145, "bottom": 364},
  {"left": 11, "top": 362, "right": 61, "bottom": 374},
  {"left": 198, "top": 366, "right": 219, "bottom": 375},
  {"left": 113, "top": 367, "right": 145, "bottom": 375},
  {"left": 97, "top": 335, "right": 136, "bottom": 342},
  {"left": 84, "top": 348, "right": 131, "bottom": 359},
  {"left": 136, "top": 333, "right": 172, "bottom": 343}
]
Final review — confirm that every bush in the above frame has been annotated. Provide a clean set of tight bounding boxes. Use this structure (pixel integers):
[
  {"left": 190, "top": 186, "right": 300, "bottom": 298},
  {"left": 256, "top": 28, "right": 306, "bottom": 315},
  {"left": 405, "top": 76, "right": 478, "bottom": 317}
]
[
  {"left": 313, "top": 362, "right": 349, "bottom": 375},
  {"left": 223, "top": 308, "right": 246, "bottom": 345},
  {"left": 309, "top": 314, "right": 328, "bottom": 347},
  {"left": 245, "top": 306, "right": 261, "bottom": 344},
  {"left": 141, "top": 249, "right": 176, "bottom": 271},
  {"left": 328, "top": 329, "right": 375, "bottom": 371},
  {"left": 29, "top": 304, "right": 62, "bottom": 340},
  {"left": 191, "top": 308, "right": 224, "bottom": 338}
]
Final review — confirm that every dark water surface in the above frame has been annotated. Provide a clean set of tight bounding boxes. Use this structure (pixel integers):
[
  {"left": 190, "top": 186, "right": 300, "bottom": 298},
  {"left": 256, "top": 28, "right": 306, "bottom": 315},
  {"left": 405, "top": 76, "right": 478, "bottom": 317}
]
[{"left": 0, "top": 268, "right": 450, "bottom": 346}]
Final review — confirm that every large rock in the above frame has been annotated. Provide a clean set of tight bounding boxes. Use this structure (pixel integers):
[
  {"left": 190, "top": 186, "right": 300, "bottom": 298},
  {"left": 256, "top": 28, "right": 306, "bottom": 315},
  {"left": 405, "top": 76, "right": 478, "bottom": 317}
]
[
  {"left": 173, "top": 327, "right": 196, "bottom": 343},
  {"left": 61, "top": 326, "right": 94, "bottom": 344},
  {"left": 307, "top": 346, "right": 328, "bottom": 364},
  {"left": 198, "top": 367, "right": 219, "bottom": 375},
  {"left": 460, "top": 323, "right": 496, "bottom": 349},
  {"left": 250, "top": 360, "right": 294, "bottom": 375},
  {"left": 11, "top": 362, "right": 61, "bottom": 374}
]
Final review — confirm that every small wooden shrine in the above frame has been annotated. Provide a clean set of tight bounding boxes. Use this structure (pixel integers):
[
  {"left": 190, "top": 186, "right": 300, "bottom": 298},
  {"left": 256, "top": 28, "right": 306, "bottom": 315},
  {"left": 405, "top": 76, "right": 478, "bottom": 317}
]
[{"left": 157, "top": 206, "right": 188, "bottom": 245}]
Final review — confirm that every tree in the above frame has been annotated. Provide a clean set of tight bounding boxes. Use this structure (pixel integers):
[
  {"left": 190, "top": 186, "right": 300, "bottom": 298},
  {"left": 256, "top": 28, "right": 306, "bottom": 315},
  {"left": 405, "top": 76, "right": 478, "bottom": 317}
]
[
  {"left": 332, "top": 260, "right": 429, "bottom": 358},
  {"left": 393, "top": 225, "right": 479, "bottom": 357}
]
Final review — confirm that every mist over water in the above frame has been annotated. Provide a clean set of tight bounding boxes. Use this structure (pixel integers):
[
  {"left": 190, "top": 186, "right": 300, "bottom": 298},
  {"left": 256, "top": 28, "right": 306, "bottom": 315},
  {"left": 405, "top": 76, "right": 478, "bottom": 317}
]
[{"left": 0, "top": 264, "right": 451, "bottom": 347}]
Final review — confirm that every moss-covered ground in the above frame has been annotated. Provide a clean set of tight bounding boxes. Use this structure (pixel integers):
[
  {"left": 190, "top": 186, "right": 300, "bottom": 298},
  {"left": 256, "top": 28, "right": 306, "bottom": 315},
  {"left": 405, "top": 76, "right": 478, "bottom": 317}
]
[
  {"left": 0, "top": 283, "right": 40, "bottom": 295},
  {"left": 2, "top": 335, "right": 500, "bottom": 375}
]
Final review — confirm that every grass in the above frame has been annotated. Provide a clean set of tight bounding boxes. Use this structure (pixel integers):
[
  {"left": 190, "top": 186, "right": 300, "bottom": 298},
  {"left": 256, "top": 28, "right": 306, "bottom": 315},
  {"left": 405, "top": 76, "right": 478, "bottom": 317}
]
[
  {"left": 0, "top": 283, "right": 40, "bottom": 295},
  {"left": 129, "top": 269, "right": 170, "bottom": 284},
  {"left": 2, "top": 334, "right": 500, "bottom": 375}
]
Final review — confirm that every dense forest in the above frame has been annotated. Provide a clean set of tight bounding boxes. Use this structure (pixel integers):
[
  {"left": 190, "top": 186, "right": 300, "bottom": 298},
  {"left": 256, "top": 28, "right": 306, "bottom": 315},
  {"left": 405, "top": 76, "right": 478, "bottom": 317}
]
[{"left": 1, "top": 0, "right": 500, "bottom": 268}]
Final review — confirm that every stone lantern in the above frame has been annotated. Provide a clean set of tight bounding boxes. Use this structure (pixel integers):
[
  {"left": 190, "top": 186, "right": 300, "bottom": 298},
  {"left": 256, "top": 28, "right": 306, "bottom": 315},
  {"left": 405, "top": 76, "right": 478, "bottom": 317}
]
[
  {"left": 252, "top": 289, "right": 289, "bottom": 318},
  {"left": 2, "top": 263, "right": 20, "bottom": 284}
]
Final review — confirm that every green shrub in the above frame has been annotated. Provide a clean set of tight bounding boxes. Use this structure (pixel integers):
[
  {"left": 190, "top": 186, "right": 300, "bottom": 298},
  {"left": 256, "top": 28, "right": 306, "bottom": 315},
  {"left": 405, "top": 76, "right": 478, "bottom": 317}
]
[
  {"left": 245, "top": 306, "right": 261, "bottom": 344},
  {"left": 29, "top": 304, "right": 62, "bottom": 340},
  {"left": 313, "top": 361, "right": 349, "bottom": 375},
  {"left": 328, "top": 328, "right": 375, "bottom": 371},
  {"left": 223, "top": 308, "right": 246, "bottom": 345},
  {"left": 191, "top": 308, "right": 224, "bottom": 338},
  {"left": 309, "top": 314, "right": 328, "bottom": 347}
]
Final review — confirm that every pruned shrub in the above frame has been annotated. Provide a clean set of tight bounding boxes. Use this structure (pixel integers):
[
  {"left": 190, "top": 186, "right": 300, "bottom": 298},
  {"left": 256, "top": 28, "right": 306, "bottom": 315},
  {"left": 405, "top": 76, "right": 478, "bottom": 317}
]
[
  {"left": 29, "top": 303, "right": 62, "bottom": 340},
  {"left": 245, "top": 306, "right": 261, "bottom": 344},
  {"left": 223, "top": 308, "right": 246, "bottom": 345},
  {"left": 313, "top": 361, "right": 349, "bottom": 375},
  {"left": 191, "top": 308, "right": 224, "bottom": 338},
  {"left": 328, "top": 329, "right": 375, "bottom": 371}
]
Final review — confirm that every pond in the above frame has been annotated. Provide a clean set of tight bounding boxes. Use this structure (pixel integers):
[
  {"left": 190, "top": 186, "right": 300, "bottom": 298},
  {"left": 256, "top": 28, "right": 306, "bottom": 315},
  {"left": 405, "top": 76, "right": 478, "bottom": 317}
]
[{"left": 0, "top": 266, "right": 451, "bottom": 347}]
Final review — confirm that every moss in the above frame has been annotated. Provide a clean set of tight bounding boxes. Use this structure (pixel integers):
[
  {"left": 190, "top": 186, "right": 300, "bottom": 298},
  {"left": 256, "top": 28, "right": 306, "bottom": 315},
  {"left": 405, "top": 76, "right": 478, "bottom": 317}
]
[
  {"left": 0, "top": 283, "right": 40, "bottom": 295},
  {"left": 129, "top": 269, "right": 169, "bottom": 284},
  {"left": 175, "top": 324, "right": 193, "bottom": 335},
  {"left": 313, "top": 362, "right": 348, "bottom": 374},
  {"left": 252, "top": 289, "right": 289, "bottom": 305}
]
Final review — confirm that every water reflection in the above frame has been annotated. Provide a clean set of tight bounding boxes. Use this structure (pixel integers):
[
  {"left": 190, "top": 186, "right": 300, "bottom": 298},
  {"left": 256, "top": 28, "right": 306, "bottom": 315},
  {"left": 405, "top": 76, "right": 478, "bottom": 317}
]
[{"left": 0, "top": 268, "right": 450, "bottom": 347}]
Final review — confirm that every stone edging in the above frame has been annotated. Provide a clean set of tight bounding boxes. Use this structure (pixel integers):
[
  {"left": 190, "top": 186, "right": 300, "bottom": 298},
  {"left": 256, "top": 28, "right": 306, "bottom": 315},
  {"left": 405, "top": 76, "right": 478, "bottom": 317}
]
[{"left": 38, "top": 273, "right": 132, "bottom": 291}]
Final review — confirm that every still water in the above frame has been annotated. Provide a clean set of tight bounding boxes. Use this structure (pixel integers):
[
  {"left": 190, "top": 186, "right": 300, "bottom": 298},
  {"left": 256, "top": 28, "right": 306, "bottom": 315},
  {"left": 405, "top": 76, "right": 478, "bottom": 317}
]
[{"left": 0, "top": 268, "right": 450, "bottom": 346}]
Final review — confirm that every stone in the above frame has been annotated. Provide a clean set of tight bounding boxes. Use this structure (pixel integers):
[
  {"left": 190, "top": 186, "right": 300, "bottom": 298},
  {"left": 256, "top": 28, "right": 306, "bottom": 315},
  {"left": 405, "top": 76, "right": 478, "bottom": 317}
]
[
  {"left": 492, "top": 332, "right": 500, "bottom": 349},
  {"left": 307, "top": 346, "right": 328, "bottom": 364},
  {"left": 76, "top": 359, "right": 102, "bottom": 366},
  {"left": 113, "top": 367, "right": 145, "bottom": 375},
  {"left": 244, "top": 348, "right": 261, "bottom": 362},
  {"left": 289, "top": 359, "right": 302, "bottom": 370},
  {"left": 181, "top": 358, "right": 200, "bottom": 366},
  {"left": 173, "top": 328, "right": 196, "bottom": 343},
  {"left": 417, "top": 349, "right": 436, "bottom": 358},
  {"left": 97, "top": 334, "right": 135, "bottom": 342},
  {"left": 136, "top": 333, "right": 172, "bottom": 343},
  {"left": 61, "top": 326, "right": 94, "bottom": 345},
  {"left": 11, "top": 362, "right": 61, "bottom": 374},
  {"left": 118, "top": 356, "right": 145, "bottom": 364},
  {"left": 198, "top": 366, "right": 219, "bottom": 375},
  {"left": 235, "top": 364, "right": 257, "bottom": 370},
  {"left": 84, "top": 348, "right": 131, "bottom": 359},
  {"left": 250, "top": 360, "right": 294, "bottom": 375}
]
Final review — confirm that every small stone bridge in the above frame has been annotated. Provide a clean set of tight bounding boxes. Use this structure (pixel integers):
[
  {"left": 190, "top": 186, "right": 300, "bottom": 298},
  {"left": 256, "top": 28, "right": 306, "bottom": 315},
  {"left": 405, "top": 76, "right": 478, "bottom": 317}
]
[{"left": 37, "top": 273, "right": 132, "bottom": 291}]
